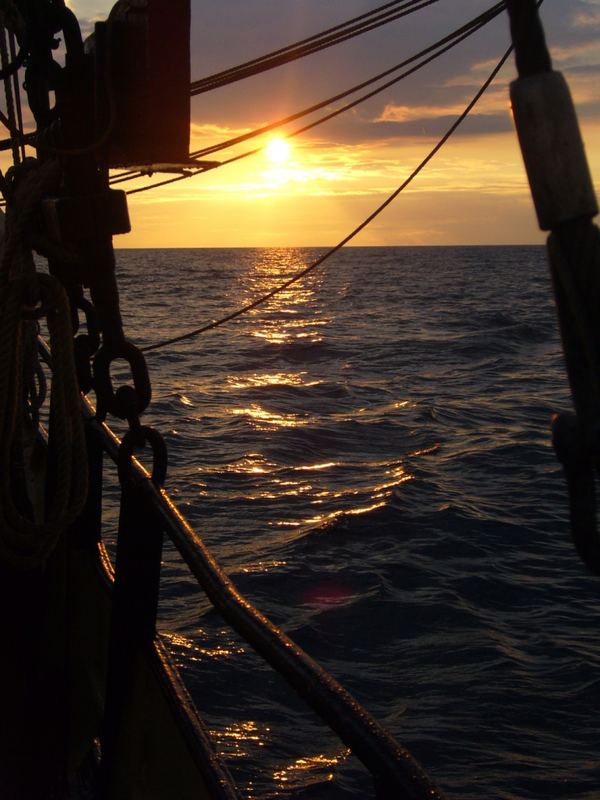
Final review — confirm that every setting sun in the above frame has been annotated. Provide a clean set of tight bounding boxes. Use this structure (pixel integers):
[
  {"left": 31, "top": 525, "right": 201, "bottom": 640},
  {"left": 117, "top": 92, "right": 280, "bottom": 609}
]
[{"left": 265, "top": 137, "right": 292, "bottom": 164}]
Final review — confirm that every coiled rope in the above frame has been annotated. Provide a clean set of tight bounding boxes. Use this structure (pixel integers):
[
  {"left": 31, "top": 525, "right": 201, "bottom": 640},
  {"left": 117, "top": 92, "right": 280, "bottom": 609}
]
[{"left": 0, "top": 160, "right": 87, "bottom": 568}]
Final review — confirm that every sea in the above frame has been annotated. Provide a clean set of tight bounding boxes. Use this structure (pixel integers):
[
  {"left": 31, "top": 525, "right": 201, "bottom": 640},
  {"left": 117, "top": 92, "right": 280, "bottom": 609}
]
[{"left": 106, "top": 246, "right": 599, "bottom": 800}]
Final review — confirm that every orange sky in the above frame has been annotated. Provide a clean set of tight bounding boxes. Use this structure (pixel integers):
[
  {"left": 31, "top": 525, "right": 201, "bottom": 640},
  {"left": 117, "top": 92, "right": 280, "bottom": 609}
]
[{"left": 19, "top": 2, "right": 600, "bottom": 246}]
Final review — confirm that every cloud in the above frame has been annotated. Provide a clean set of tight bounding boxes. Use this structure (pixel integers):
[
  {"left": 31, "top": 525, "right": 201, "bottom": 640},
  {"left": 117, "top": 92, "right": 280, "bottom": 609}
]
[
  {"left": 375, "top": 113, "right": 513, "bottom": 139},
  {"left": 444, "top": 60, "right": 512, "bottom": 90},
  {"left": 65, "top": 2, "right": 110, "bottom": 36},
  {"left": 551, "top": 38, "right": 600, "bottom": 66},
  {"left": 295, "top": 106, "right": 513, "bottom": 148},
  {"left": 68, "top": 0, "right": 600, "bottom": 246},
  {"left": 377, "top": 85, "right": 511, "bottom": 124},
  {"left": 378, "top": 104, "right": 464, "bottom": 123},
  {"left": 572, "top": 9, "right": 600, "bottom": 28},
  {"left": 189, "top": 121, "right": 255, "bottom": 151}
]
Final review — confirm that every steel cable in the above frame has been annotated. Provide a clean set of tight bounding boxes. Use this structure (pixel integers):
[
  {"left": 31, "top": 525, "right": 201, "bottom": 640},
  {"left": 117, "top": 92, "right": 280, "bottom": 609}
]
[
  {"left": 109, "top": 0, "right": 451, "bottom": 187},
  {"left": 191, "top": 0, "right": 429, "bottom": 90},
  {"left": 190, "top": 2, "right": 505, "bottom": 160},
  {"left": 140, "top": 42, "right": 514, "bottom": 354},
  {"left": 191, "top": 0, "right": 440, "bottom": 95},
  {"left": 118, "top": 2, "right": 505, "bottom": 194}
]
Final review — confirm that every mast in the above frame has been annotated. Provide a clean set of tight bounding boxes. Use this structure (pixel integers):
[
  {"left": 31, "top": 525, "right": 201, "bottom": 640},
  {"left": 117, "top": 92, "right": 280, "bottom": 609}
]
[{"left": 506, "top": 0, "right": 600, "bottom": 575}]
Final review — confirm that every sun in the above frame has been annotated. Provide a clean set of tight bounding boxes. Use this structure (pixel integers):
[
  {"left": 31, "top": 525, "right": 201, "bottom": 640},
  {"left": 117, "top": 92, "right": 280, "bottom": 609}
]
[{"left": 265, "top": 137, "right": 292, "bottom": 164}]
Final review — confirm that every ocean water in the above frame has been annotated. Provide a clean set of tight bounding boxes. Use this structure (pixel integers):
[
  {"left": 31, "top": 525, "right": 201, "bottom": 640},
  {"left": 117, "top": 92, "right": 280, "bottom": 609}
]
[{"left": 108, "top": 246, "right": 599, "bottom": 799}]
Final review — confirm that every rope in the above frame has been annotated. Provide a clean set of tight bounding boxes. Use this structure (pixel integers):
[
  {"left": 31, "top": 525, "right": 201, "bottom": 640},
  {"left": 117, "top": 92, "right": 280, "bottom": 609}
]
[
  {"left": 191, "top": 2, "right": 505, "bottom": 160},
  {"left": 140, "top": 42, "right": 513, "bottom": 354},
  {"left": 0, "top": 2, "right": 27, "bottom": 83},
  {"left": 7, "top": 30, "right": 25, "bottom": 162},
  {"left": 0, "top": 159, "right": 60, "bottom": 286},
  {"left": 0, "top": 161, "right": 87, "bottom": 568},
  {"left": 0, "top": 36, "right": 25, "bottom": 80},
  {"left": 191, "top": 0, "right": 441, "bottom": 96},
  {"left": 0, "top": 27, "right": 19, "bottom": 164},
  {"left": 122, "top": 1, "right": 505, "bottom": 196},
  {"left": 0, "top": 275, "right": 88, "bottom": 569},
  {"left": 0, "top": 6, "right": 116, "bottom": 157},
  {"left": 190, "top": 0, "right": 431, "bottom": 94}
]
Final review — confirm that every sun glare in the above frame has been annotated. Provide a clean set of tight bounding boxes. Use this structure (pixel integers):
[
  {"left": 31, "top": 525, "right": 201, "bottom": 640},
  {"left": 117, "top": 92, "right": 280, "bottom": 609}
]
[{"left": 265, "top": 137, "right": 292, "bottom": 164}]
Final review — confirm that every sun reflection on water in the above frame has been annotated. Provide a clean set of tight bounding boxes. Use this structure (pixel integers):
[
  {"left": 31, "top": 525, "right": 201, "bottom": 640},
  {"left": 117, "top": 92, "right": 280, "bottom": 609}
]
[
  {"left": 272, "top": 749, "right": 350, "bottom": 790},
  {"left": 162, "top": 632, "right": 245, "bottom": 663},
  {"left": 193, "top": 442, "right": 414, "bottom": 527},
  {"left": 227, "top": 371, "right": 321, "bottom": 390},
  {"left": 210, "top": 718, "right": 350, "bottom": 798},
  {"left": 211, "top": 720, "right": 270, "bottom": 761},
  {"left": 236, "top": 250, "right": 331, "bottom": 346},
  {"left": 230, "top": 404, "right": 308, "bottom": 429},
  {"left": 194, "top": 250, "right": 419, "bottom": 536},
  {"left": 238, "top": 560, "right": 288, "bottom": 574}
]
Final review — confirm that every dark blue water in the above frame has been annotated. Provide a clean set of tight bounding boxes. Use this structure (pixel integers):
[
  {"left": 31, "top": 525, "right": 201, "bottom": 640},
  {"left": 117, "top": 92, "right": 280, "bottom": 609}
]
[{"left": 110, "top": 246, "right": 599, "bottom": 799}]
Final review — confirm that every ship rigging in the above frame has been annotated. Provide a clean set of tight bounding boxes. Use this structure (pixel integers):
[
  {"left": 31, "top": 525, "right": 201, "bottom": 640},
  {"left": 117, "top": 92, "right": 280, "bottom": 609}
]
[{"left": 0, "top": 0, "right": 598, "bottom": 797}]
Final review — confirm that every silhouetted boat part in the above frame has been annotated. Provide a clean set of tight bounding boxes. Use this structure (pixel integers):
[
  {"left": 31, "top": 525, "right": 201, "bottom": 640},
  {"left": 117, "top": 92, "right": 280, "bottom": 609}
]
[
  {"left": 76, "top": 385, "right": 445, "bottom": 798},
  {"left": 0, "top": 0, "right": 598, "bottom": 797}
]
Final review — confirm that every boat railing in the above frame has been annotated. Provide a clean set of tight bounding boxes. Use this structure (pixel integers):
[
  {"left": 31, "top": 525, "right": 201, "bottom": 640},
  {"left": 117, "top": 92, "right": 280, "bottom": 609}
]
[{"left": 77, "top": 388, "right": 444, "bottom": 799}]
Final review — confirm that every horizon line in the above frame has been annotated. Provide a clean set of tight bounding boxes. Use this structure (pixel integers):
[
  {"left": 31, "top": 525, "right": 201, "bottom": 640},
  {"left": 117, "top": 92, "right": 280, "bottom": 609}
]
[{"left": 114, "top": 242, "right": 545, "bottom": 250}]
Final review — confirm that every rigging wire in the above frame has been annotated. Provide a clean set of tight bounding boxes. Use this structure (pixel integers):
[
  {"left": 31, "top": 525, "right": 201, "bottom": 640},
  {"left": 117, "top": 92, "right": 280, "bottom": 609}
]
[
  {"left": 8, "top": 31, "right": 25, "bottom": 162},
  {"left": 111, "top": 2, "right": 504, "bottom": 185},
  {"left": 0, "top": 6, "right": 117, "bottom": 157},
  {"left": 118, "top": 2, "right": 505, "bottom": 194},
  {"left": 124, "top": 16, "right": 466, "bottom": 197},
  {"left": 111, "top": 0, "right": 450, "bottom": 185},
  {"left": 0, "top": 38, "right": 26, "bottom": 81},
  {"left": 191, "top": 0, "right": 431, "bottom": 93},
  {"left": 191, "top": 0, "right": 441, "bottom": 95},
  {"left": 140, "top": 42, "right": 514, "bottom": 354},
  {"left": 190, "top": 2, "right": 505, "bottom": 160},
  {"left": 0, "top": 28, "right": 20, "bottom": 164}
]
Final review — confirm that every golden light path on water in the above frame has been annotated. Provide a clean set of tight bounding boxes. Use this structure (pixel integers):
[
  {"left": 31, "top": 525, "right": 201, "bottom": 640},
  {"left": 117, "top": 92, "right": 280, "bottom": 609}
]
[
  {"left": 227, "top": 373, "right": 322, "bottom": 390},
  {"left": 165, "top": 625, "right": 353, "bottom": 796},
  {"left": 177, "top": 250, "right": 421, "bottom": 792},
  {"left": 183, "top": 251, "right": 424, "bottom": 539},
  {"left": 111, "top": 243, "right": 597, "bottom": 796}
]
